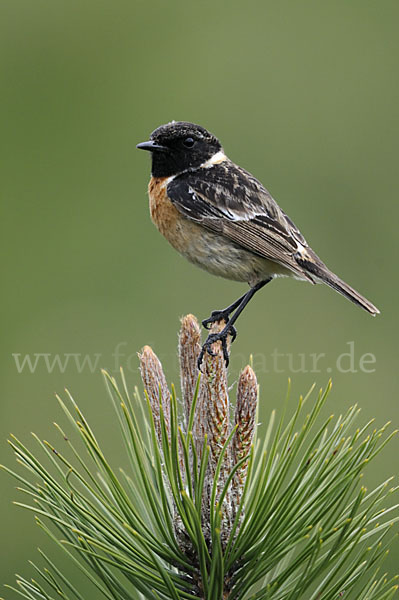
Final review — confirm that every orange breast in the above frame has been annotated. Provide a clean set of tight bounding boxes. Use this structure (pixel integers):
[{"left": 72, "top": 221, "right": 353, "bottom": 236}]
[
  {"left": 149, "top": 178, "right": 178, "bottom": 233},
  {"left": 148, "top": 176, "right": 190, "bottom": 252}
]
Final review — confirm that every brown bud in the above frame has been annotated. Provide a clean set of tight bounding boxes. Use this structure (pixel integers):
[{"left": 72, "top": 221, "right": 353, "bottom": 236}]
[
  {"left": 202, "top": 321, "right": 231, "bottom": 469},
  {"left": 232, "top": 365, "right": 258, "bottom": 501},
  {"left": 139, "top": 345, "right": 170, "bottom": 445},
  {"left": 201, "top": 321, "right": 233, "bottom": 546}
]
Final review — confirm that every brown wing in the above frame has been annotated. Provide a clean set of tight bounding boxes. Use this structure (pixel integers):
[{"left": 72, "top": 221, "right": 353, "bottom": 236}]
[{"left": 167, "top": 160, "right": 317, "bottom": 281}]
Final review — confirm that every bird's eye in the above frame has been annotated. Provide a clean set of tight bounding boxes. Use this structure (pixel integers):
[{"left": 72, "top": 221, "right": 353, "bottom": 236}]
[{"left": 183, "top": 137, "right": 195, "bottom": 148}]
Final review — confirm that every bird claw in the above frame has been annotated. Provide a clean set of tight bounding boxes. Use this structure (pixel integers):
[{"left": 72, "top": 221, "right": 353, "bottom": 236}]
[
  {"left": 202, "top": 310, "right": 230, "bottom": 330},
  {"left": 201, "top": 311, "right": 237, "bottom": 341},
  {"left": 229, "top": 325, "right": 237, "bottom": 343},
  {"left": 197, "top": 326, "right": 237, "bottom": 369}
]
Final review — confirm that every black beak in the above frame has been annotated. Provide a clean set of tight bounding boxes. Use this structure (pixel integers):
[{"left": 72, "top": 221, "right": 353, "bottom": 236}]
[{"left": 136, "top": 140, "right": 168, "bottom": 152}]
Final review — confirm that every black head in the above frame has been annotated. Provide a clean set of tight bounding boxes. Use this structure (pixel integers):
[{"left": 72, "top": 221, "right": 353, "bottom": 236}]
[{"left": 137, "top": 121, "right": 222, "bottom": 177}]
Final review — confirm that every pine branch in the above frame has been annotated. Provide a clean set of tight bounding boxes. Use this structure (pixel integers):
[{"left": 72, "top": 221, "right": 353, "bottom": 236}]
[{"left": 1, "top": 315, "right": 398, "bottom": 600}]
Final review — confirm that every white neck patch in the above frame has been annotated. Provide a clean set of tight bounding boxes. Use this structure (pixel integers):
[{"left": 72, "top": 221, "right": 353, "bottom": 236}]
[
  {"left": 201, "top": 150, "right": 227, "bottom": 169},
  {"left": 159, "top": 174, "right": 177, "bottom": 188},
  {"left": 157, "top": 150, "right": 227, "bottom": 188}
]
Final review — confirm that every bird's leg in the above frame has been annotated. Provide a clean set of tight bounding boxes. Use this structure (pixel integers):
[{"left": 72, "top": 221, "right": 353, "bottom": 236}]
[{"left": 198, "top": 278, "right": 272, "bottom": 368}]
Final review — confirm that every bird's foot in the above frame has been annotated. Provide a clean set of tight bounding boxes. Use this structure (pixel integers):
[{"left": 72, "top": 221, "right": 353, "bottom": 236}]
[
  {"left": 202, "top": 309, "right": 233, "bottom": 330},
  {"left": 197, "top": 324, "right": 237, "bottom": 369}
]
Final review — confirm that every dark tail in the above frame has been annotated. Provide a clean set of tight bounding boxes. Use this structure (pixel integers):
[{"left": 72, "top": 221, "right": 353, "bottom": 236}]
[
  {"left": 322, "top": 271, "right": 380, "bottom": 315},
  {"left": 297, "top": 257, "right": 380, "bottom": 316}
]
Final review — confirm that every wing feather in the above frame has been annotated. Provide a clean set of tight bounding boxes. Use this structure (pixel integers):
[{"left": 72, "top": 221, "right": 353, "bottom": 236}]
[{"left": 167, "top": 161, "right": 315, "bottom": 280}]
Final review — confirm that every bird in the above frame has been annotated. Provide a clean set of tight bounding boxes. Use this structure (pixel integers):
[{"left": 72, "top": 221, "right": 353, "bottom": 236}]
[{"left": 137, "top": 121, "right": 379, "bottom": 367}]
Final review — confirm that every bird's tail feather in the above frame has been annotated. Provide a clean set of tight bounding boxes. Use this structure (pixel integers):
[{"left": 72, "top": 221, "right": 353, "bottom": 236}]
[
  {"left": 318, "top": 268, "right": 379, "bottom": 315},
  {"left": 323, "top": 272, "right": 379, "bottom": 315},
  {"left": 297, "top": 257, "right": 380, "bottom": 315}
]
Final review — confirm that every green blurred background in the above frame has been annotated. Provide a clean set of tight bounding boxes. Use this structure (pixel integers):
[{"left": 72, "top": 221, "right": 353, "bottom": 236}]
[{"left": 1, "top": 0, "right": 398, "bottom": 591}]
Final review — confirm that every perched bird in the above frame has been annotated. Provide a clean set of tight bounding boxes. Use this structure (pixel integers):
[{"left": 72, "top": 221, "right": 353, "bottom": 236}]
[{"left": 137, "top": 121, "right": 379, "bottom": 366}]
